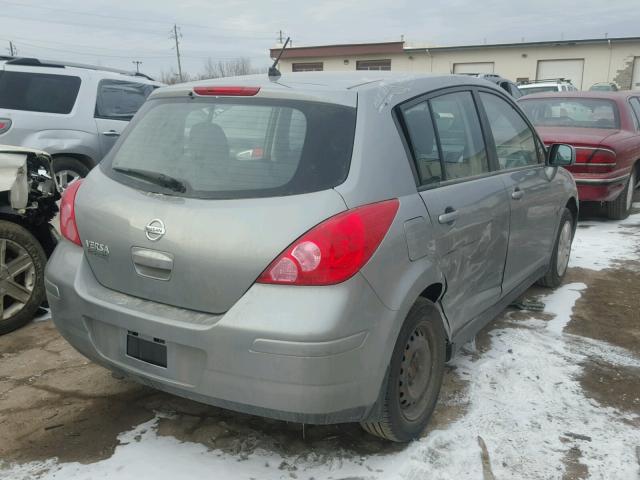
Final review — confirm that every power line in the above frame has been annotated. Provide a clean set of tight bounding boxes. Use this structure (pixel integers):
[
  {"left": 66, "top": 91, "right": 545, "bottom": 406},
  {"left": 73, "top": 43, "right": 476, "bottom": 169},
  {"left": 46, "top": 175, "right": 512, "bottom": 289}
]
[{"left": 0, "top": 0, "right": 275, "bottom": 37}]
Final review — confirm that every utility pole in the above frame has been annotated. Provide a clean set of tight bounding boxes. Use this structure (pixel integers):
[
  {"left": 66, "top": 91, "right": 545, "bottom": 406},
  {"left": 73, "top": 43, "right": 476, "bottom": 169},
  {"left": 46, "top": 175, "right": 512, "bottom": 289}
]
[
  {"left": 7, "top": 41, "right": 16, "bottom": 56},
  {"left": 169, "top": 24, "right": 183, "bottom": 82},
  {"left": 278, "top": 30, "right": 284, "bottom": 44},
  {"left": 132, "top": 60, "right": 142, "bottom": 73}
]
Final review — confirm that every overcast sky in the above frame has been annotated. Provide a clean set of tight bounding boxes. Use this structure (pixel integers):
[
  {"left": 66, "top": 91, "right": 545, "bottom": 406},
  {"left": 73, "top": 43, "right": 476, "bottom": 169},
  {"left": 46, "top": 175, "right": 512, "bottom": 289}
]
[{"left": 1, "top": 0, "right": 639, "bottom": 80}]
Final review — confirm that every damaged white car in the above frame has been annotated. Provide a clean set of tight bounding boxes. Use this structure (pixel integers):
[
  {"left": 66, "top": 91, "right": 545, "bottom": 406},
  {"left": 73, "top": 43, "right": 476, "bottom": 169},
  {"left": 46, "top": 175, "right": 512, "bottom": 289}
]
[{"left": 0, "top": 145, "right": 59, "bottom": 334}]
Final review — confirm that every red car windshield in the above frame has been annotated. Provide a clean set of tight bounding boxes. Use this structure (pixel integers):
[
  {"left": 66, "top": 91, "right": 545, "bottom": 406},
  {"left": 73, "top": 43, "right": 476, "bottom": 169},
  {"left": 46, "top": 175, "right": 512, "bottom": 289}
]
[{"left": 520, "top": 98, "right": 620, "bottom": 129}]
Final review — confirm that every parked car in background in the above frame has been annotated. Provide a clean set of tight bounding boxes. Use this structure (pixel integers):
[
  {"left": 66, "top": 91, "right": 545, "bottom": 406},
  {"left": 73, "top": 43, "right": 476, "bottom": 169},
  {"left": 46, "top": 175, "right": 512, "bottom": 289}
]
[
  {"left": 519, "top": 78, "right": 578, "bottom": 96},
  {"left": 590, "top": 82, "right": 619, "bottom": 91},
  {"left": 47, "top": 73, "right": 578, "bottom": 442},
  {"left": 461, "top": 73, "right": 523, "bottom": 98},
  {"left": 0, "top": 145, "right": 59, "bottom": 335},
  {"left": 0, "top": 57, "right": 163, "bottom": 188},
  {"left": 520, "top": 91, "right": 640, "bottom": 219}
]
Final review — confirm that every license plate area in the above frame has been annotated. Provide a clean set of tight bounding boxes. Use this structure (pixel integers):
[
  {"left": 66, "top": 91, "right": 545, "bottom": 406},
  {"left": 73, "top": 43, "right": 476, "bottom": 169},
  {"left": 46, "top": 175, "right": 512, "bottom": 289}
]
[{"left": 126, "top": 331, "right": 167, "bottom": 368}]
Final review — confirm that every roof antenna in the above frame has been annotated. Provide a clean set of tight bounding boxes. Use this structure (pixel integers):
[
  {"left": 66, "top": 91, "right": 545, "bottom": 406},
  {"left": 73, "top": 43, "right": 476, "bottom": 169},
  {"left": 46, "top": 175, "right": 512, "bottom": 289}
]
[{"left": 269, "top": 37, "right": 290, "bottom": 79}]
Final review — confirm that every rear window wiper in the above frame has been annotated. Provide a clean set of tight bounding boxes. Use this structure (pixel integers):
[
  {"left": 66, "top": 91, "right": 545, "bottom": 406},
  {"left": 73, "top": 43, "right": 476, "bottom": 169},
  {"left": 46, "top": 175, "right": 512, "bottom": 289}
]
[{"left": 112, "top": 167, "right": 188, "bottom": 193}]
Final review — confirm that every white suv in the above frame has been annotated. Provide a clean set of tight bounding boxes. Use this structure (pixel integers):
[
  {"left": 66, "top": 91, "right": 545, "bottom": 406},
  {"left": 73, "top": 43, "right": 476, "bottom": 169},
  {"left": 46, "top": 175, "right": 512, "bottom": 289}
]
[
  {"left": 518, "top": 78, "right": 578, "bottom": 96},
  {"left": 0, "top": 57, "right": 163, "bottom": 187}
]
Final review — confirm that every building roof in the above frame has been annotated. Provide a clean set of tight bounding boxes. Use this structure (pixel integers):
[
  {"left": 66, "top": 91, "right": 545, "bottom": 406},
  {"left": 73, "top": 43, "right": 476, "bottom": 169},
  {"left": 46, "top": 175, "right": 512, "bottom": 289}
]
[
  {"left": 269, "top": 41, "right": 404, "bottom": 60},
  {"left": 268, "top": 36, "right": 640, "bottom": 59}
]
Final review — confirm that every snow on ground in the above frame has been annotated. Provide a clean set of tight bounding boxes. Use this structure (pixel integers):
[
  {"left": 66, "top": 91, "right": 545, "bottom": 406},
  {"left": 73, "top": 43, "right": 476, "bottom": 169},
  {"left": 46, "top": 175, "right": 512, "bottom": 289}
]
[
  {"left": 3, "top": 212, "right": 640, "bottom": 480},
  {"left": 570, "top": 207, "right": 640, "bottom": 270}
]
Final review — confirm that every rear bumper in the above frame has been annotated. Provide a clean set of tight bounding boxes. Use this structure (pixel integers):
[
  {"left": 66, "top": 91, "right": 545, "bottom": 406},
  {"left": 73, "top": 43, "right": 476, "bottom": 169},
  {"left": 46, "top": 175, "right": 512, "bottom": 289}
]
[
  {"left": 574, "top": 173, "right": 629, "bottom": 202},
  {"left": 45, "top": 241, "right": 398, "bottom": 424}
]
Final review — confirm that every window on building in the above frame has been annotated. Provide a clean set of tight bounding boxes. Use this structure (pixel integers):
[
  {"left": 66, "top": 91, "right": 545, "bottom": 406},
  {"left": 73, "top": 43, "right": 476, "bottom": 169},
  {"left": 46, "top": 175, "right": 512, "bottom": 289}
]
[
  {"left": 292, "top": 62, "right": 323, "bottom": 72},
  {"left": 356, "top": 59, "right": 391, "bottom": 71}
]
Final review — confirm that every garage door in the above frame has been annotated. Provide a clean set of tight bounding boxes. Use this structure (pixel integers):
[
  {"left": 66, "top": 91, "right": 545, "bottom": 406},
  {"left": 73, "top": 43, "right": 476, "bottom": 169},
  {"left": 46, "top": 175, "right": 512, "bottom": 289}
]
[
  {"left": 537, "top": 59, "right": 584, "bottom": 89},
  {"left": 631, "top": 57, "right": 640, "bottom": 90},
  {"left": 453, "top": 62, "right": 495, "bottom": 74}
]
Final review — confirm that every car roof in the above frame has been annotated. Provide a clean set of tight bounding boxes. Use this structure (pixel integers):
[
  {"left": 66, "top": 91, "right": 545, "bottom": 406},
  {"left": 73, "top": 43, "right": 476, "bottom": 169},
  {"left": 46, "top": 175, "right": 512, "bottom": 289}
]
[
  {"left": 151, "top": 72, "right": 502, "bottom": 106},
  {"left": 0, "top": 56, "right": 161, "bottom": 84},
  {"left": 518, "top": 91, "right": 632, "bottom": 100}
]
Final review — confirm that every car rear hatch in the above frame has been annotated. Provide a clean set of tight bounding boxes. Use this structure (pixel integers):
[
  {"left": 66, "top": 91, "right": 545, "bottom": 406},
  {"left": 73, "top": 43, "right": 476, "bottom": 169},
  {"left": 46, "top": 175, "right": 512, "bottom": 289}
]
[
  {"left": 0, "top": 64, "right": 83, "bottom": 144},
  {"left": 75, "top": 86, "right": 357, "bottom": 314}
]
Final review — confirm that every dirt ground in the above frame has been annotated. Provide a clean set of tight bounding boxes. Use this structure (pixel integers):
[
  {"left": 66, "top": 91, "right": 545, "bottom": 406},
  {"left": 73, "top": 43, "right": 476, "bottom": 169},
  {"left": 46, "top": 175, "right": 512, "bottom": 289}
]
[{"left": 0, "top": 206, "right": 639, "bottom": 479}]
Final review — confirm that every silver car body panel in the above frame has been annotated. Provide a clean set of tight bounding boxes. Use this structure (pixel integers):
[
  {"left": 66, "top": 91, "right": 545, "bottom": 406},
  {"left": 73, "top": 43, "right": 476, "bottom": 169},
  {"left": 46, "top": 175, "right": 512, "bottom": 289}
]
[{"left": 46, "top": 72, "right": 578, "bottom": 424}]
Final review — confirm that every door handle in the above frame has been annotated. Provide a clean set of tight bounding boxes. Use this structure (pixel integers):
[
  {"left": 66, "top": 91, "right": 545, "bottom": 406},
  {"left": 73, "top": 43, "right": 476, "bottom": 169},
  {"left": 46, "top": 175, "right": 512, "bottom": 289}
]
[
  {"left": 511, "top": 188, "right": 524, "bottom": 200},
  {"left": 438, "top": 208, "right": 459, "bottom": 225},
  {"left": 102, "top": 130, "right": 120, "bottom": 137}
]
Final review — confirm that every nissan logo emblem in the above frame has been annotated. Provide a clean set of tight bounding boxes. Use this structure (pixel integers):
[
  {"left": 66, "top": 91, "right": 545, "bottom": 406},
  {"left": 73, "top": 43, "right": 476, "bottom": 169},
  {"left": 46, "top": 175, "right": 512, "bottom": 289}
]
[{"left": 145, "top": 219, "right": 166, "bottom": 241}]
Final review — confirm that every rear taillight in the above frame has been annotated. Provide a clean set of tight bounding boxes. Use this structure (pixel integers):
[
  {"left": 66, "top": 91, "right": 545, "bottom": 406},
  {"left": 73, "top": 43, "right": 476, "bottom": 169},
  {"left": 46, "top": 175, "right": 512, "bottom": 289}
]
[
  {"left": 0, "top": 118, "right": 11, "bottom": 134},
  {"left": 572, "top": 147, "right": 617, "bottom": 174},
  {"left": 575, "top": 147, "right": 616, "bottom": 164},
  {"left": 257, "top": 199, "right": 399, "bottom": 286},
  {"left": 193, "top": 86, "right": 260, "bottom": 96},
  {"left": 59, "top": 179, "right": 84, "bottom": 245}
]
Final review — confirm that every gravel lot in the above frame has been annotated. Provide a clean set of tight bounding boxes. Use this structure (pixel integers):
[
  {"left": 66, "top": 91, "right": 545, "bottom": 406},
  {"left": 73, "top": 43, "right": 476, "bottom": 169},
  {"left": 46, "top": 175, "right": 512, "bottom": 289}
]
[{"left": 1, "top": 202, "right": 639, "bottom": 480}]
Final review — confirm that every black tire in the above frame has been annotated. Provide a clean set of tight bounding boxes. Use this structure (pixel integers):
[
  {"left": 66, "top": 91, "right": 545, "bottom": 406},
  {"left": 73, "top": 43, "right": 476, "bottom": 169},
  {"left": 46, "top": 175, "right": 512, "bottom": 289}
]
[
  {"left": 537, "top": 208, "right": 574, "bottom": 288},
  {"left": 361, "top": 298, "right": 446, "bottom": 442},
  {"left": 606, "top": 168, "right": 636, "bottom": 220},
  {"left": 52, "top": 156, "right": 90, "bottom": 189},
  {"left": 0, "top": 221, "right": 47, "bottom": 335}
]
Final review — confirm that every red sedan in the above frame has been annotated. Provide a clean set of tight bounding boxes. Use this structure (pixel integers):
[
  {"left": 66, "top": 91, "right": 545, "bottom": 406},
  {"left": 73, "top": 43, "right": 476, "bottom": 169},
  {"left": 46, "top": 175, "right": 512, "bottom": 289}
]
[{"left": 519, "top": 92, "right": 640, "bottom": 219}]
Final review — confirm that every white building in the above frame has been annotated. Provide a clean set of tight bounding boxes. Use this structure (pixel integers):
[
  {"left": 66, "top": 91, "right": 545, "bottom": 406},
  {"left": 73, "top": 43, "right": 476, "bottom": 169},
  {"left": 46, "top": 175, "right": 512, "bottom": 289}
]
[{"left": 269, "top": 37, "right": 640, "bottom": 90}]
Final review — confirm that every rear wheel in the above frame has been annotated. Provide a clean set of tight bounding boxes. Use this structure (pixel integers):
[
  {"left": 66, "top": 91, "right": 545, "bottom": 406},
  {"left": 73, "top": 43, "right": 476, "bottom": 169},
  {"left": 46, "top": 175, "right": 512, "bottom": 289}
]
[
  {"left": 538, "top": 208, "right": 573, "bottom": 288},
  {"left": 0, "top": 221, "right": 47, "bottom": 335},
  {"left": 361, "top": 299, "right": 446, "bottom": 442},
  {"left": 53, "top": 157, "right": 90, "bottom": 190},
  {"left": 606, "top": 168, "right": 636, "bottom": 220}
]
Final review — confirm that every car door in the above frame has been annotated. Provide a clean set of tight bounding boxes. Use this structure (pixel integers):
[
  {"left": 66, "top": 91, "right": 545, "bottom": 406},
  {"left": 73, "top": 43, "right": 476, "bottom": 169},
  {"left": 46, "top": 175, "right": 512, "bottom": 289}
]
[
  {"left": 477, "top": 90, "right": 559, "bottom": 294},
  {"left": 399, "top": 89, "right": 510, "bottom": 333},
  {"left": 94, "top": 79, "right": 155, "bottom": 158}
]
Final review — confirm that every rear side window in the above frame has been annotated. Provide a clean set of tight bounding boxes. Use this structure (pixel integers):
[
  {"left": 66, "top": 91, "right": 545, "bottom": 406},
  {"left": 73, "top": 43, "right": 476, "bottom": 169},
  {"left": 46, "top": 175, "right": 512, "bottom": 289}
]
[
  {"left": 95, "top": 80, "right": 155, "bottom": 120},
  {"left": 106, "top": 97, "right": 356, "bottom": 199},
  {"left": 0, "top": 71, "right": 80, "bottom": 114},
  {"left": 629, "top": 98, "right": 640, "bottom": 130},
  {"left": 402, "top": 102, "right": 442, "bottom": 184},
  {"left": 430, "top": 92, "right": 489, "bottom": 180}
]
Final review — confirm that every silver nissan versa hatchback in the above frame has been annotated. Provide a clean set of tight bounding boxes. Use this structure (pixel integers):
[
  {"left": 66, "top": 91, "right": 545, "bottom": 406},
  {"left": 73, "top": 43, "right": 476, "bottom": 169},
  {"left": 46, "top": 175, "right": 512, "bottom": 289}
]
[{"left": 46, "top": 72, "right": 578, "bottom": 442}]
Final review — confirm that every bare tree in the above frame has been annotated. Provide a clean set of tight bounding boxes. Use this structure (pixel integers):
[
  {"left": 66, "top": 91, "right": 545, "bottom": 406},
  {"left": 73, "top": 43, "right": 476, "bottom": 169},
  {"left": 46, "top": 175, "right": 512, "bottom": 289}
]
[
  {"left": 198, "top": 57, "right": 263, "bottom": 80},
  {"left": 159, "top": 67, "right": 192, "bottom": 85}
]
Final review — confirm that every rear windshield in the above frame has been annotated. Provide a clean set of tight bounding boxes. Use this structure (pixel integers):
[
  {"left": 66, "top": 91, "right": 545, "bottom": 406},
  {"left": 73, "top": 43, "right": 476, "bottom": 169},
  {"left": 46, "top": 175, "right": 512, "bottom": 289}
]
[
  {"left": 520, "top": 98, "right": 620, "bottom": 129},
  {"left": 104, "top": 97, "right": 357, "bottom": 199},
  {"left": 0, "top": 71, "right": 81, "bottom": 114}
]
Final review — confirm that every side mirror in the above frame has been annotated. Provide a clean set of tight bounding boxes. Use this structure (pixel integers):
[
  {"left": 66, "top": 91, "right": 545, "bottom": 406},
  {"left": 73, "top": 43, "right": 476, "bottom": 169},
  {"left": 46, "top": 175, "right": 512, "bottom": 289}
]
[{"left": 547, "top": 144, "right": 575, "bottom": 167}]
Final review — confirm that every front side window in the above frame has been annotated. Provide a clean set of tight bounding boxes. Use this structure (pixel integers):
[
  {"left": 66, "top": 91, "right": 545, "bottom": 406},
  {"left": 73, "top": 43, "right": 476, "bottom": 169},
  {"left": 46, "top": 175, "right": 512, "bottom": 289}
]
[
  {"left": 402, "top": 101, "right": 442, "bottom": 184},
  {"left": 430, "top": 91, "right": 489, "bottom": 180},
  {"left": 0, "top": 71, "right": 80, "bottom": 114},
  {"left": 95, "top": 80, "right": 155, "bottom": 121},
  {"left": 106, "top": 97, "right": 356, "bottom": 199},
  {"left": 356, "top": 59, "right": 391, "bottom": 71},
  {"left": 520, "top": 98, "right": 620, "bottom": 129},
  {"left": 480, "top": 92, "right": 541, "bottom": 169}
]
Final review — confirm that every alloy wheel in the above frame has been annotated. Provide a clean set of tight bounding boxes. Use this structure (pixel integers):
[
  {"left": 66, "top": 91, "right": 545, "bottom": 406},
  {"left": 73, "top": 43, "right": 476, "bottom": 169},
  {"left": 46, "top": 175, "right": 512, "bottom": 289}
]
[
  {"left": 56, "top": 169, "right": 81, "bottom": 190},
  {"left": 0, "top": 239, "right": 35, "bottom": 321}
]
